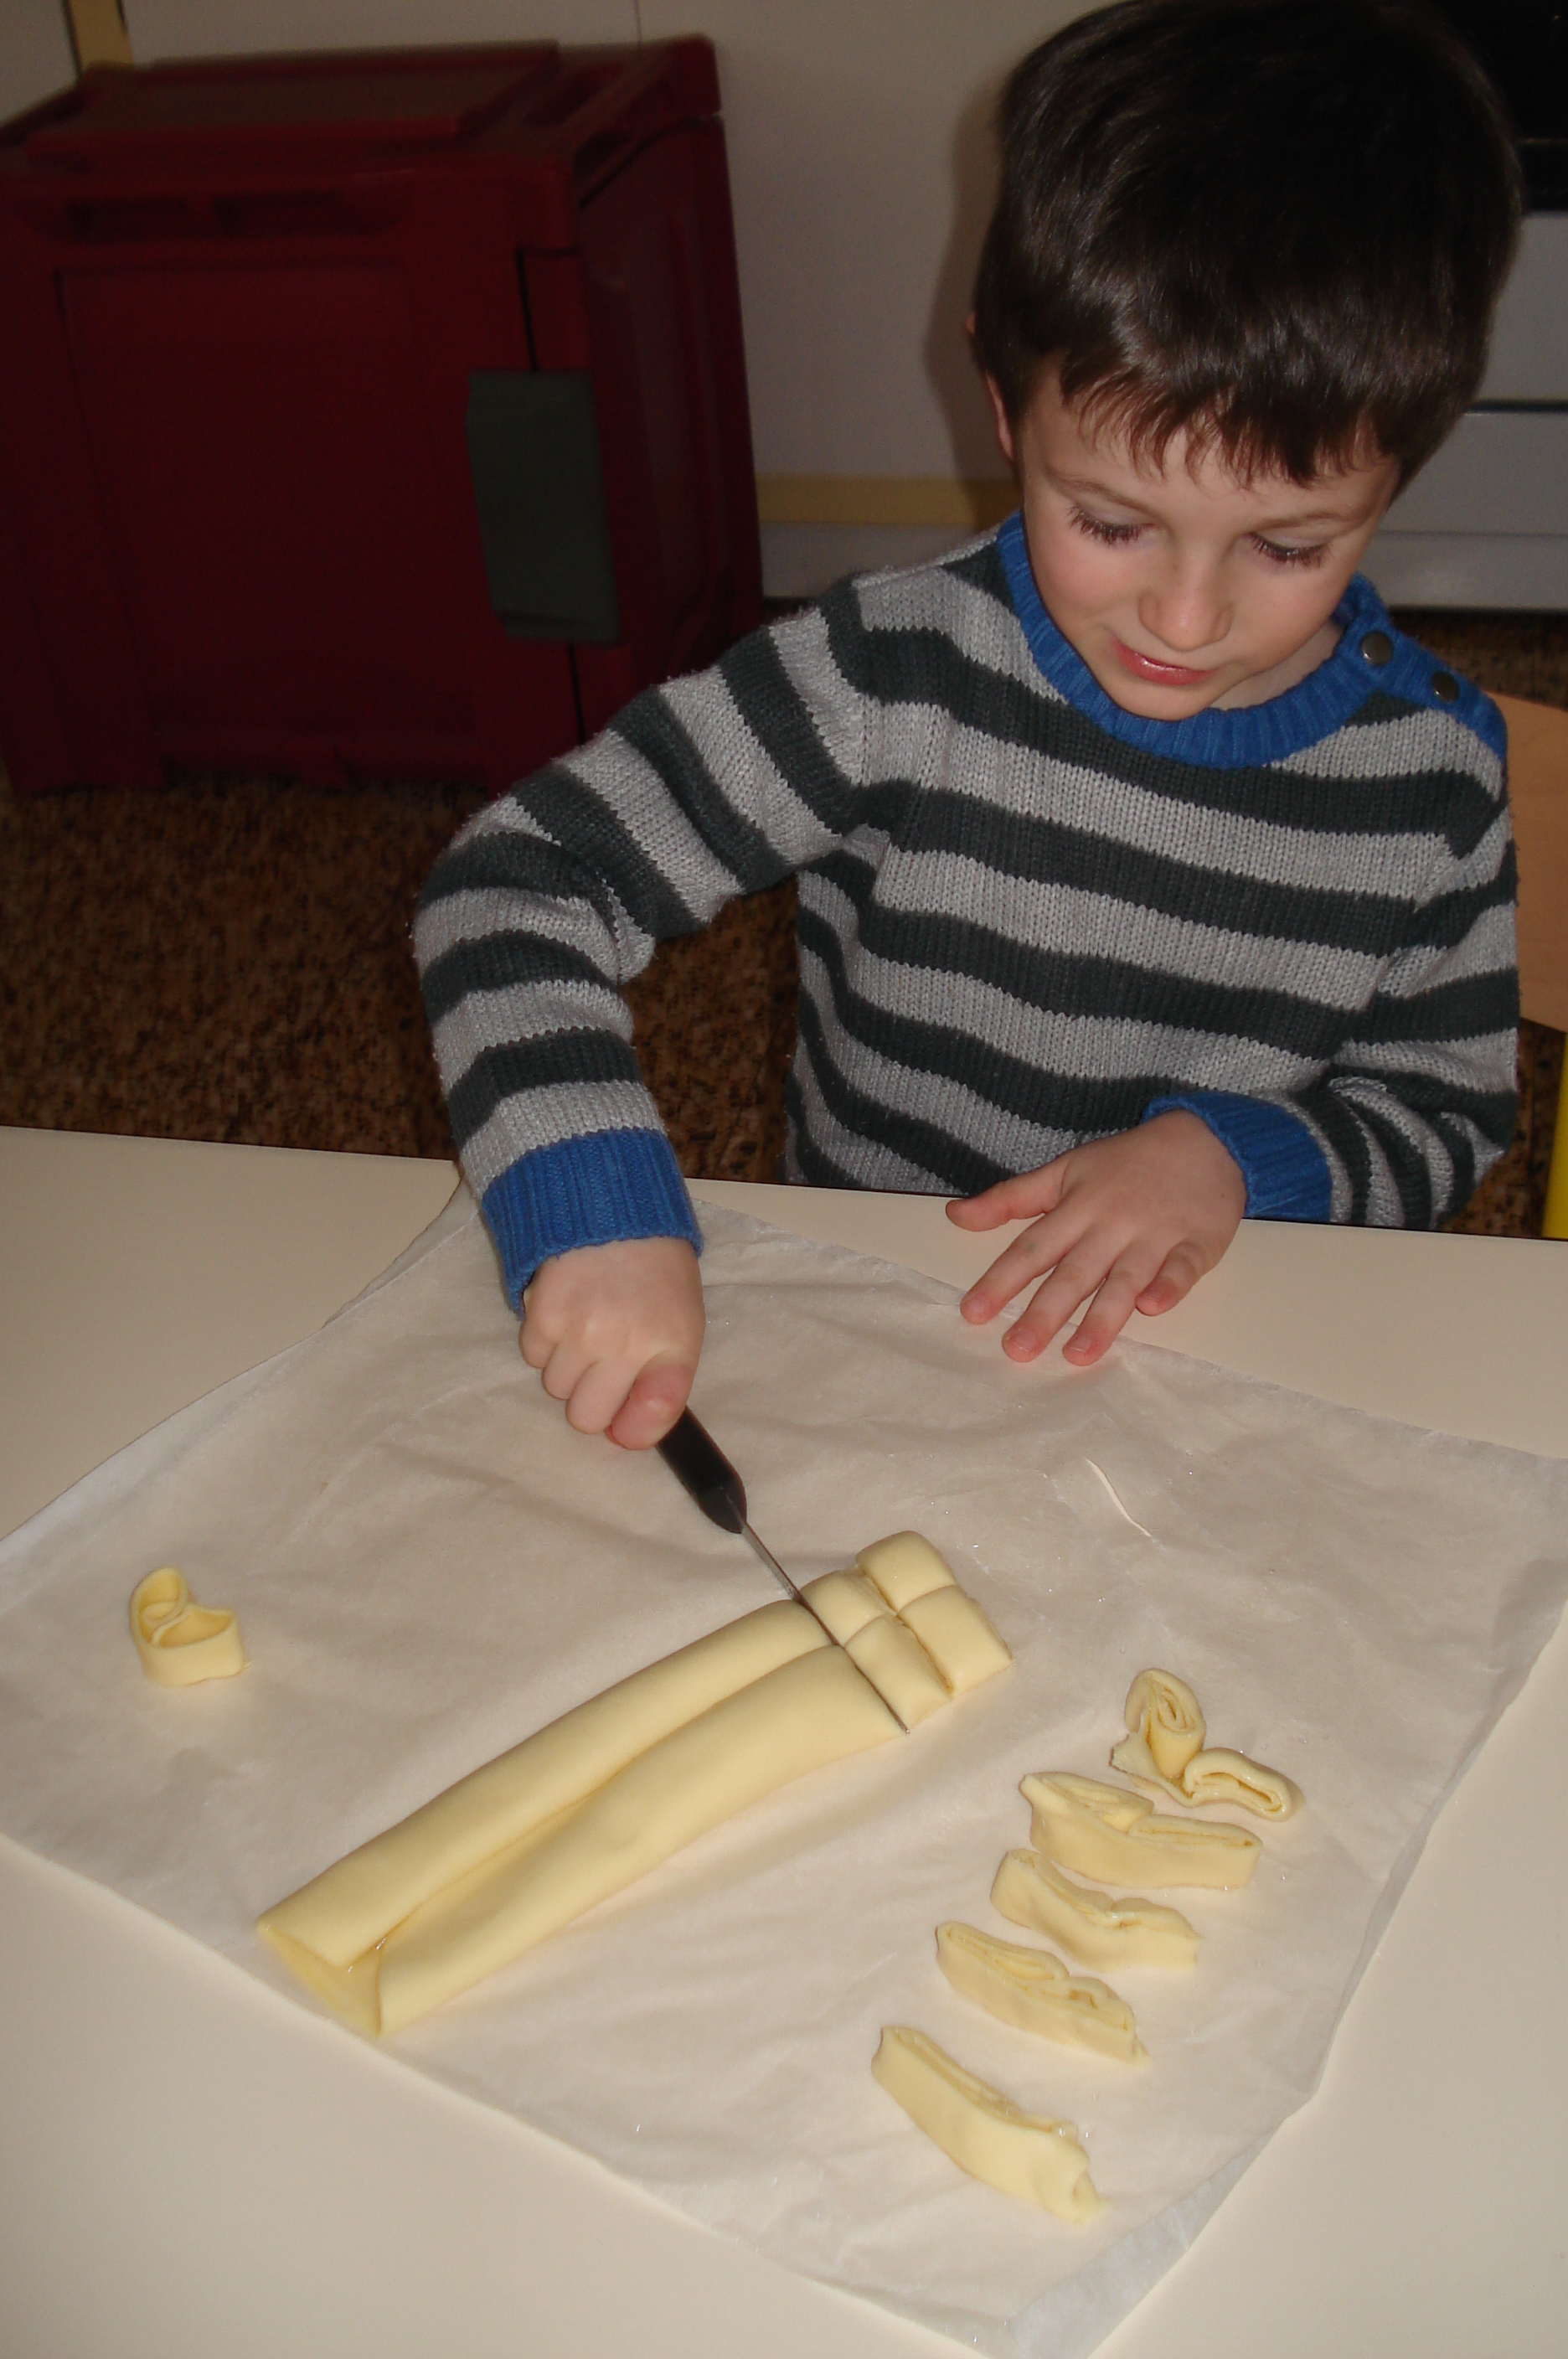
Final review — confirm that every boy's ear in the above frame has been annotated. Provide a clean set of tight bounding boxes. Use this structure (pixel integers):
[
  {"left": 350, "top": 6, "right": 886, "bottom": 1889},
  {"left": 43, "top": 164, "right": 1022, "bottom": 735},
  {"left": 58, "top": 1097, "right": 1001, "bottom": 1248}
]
[
  {"left": 983, "top": 374, "right": 1018, "bottom": 471},
  {"left": 965, "top": 317, "right": 1018, "bottom": 469}
]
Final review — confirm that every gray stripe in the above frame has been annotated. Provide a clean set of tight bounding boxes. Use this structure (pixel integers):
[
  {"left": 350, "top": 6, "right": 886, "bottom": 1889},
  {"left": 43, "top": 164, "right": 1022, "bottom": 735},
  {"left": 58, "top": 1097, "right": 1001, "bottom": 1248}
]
[
  {"left": 415, "top": 885, "right": 652, "bottom": 979},
  {"left": 801, "top": 871, "right": 1326, "bottom": 1087},
  {"left": 1376, "top": 901, "right": 1516, "bottom": 999},
  {"left": 1333, "top": 1027, "right": 1518, "bottom": 1092},
  {"left": 806, "top": 856, "right": 1384, "bottom": 1009},
  {"left": 854, "top": 710, "right": 1461, "bottom": 896},
  {"left": 1278, "top": 710, "right": 1504, "bottom": 791},
  {"left": 431, "top": 980, "right": 632, "bottom": 1097},
  {"left": 787, "top": 1056, "right": 991, "bottom": 1193},
  {"left": 459, "top": 1082, "right": 665, "bottom": 1198},
  {"left": 796, "top": 940, "right": 1084, "bottom": 1174}
]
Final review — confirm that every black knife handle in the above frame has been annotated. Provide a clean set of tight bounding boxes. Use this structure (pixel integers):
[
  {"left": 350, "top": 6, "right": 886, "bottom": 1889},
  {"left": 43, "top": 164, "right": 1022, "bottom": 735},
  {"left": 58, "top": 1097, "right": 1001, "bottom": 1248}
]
[{"left": 656, "top": 1407, "right": 747, "bottom": 1536}]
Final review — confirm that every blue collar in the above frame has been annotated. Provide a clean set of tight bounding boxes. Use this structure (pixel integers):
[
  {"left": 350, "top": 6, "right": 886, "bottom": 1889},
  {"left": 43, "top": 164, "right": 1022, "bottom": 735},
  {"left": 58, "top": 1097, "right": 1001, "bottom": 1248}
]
[{"left": 996, "top": 508, "right": 1411, "bottom": 770}]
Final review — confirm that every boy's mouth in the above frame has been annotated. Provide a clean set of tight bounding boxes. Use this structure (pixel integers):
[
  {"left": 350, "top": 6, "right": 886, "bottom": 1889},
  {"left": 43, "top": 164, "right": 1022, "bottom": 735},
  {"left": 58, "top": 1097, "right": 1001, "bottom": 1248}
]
[{"left": 1111, "top": 638, "right": 1217, "bottom": 688}]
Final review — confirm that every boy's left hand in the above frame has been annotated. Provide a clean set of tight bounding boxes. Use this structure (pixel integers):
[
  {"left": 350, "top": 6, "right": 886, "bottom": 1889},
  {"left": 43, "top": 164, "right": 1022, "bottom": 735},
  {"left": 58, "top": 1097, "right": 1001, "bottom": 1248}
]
[{"left": 946, "top": 1112, "right": 1246, "bottom": 1365}]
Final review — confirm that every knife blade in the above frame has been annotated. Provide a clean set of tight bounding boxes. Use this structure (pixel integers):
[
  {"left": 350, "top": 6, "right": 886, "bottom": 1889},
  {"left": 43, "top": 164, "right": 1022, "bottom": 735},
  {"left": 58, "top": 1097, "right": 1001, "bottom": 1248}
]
[{"left": 654, "top": 1407, "right": 909, "bottom": 1732}]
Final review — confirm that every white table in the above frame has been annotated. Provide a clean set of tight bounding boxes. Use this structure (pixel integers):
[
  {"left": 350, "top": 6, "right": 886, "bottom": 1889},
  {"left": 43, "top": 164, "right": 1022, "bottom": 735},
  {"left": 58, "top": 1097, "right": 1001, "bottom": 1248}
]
[{"left": 3, "top": 1127, "right": 1565, "bottom": 2359}]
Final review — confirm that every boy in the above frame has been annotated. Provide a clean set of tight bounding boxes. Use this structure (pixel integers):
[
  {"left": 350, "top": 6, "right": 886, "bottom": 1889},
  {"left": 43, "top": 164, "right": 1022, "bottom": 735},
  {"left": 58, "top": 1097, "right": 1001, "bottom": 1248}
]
[{"left": 415, "top": 0, "right": 1522, "bottom": 1451}]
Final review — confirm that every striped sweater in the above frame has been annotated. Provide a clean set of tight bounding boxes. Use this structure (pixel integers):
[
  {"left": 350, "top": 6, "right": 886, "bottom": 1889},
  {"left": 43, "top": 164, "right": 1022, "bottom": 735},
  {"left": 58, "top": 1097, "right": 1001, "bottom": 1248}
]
[{"left": 415, "top": 515, "right": 1518, "bottom": 1309}]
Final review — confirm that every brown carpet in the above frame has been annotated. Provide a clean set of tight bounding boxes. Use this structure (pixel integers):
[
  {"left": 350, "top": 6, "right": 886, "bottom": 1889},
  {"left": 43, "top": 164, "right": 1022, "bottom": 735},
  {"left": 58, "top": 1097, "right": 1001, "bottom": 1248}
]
[{"left": 0, "top": 605, "right": 1560, "bottom": 1230}]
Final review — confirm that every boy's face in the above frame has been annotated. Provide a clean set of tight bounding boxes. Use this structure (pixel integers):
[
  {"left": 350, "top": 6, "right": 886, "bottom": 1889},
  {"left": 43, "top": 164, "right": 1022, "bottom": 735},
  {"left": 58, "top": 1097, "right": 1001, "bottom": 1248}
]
[{"left": 988, "top": 369, "right": 1400, "bottom": 717}]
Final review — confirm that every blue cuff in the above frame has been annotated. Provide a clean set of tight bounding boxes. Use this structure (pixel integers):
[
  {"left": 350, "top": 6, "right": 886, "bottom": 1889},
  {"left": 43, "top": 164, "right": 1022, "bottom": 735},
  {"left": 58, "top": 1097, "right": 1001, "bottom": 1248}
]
[
  {"left": 479, "top": 1129, "right": 704, "bottom": 1309},
  {"left": 1142, "top": 1092, "right": 1332, "bottom": 1222}
]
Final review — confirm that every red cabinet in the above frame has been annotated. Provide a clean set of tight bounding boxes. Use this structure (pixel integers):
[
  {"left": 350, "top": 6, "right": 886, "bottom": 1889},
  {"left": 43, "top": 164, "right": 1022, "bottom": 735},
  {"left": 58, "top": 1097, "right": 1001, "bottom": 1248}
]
[{"left": 0, "top": 43, "right": 761, "bottom": 794}]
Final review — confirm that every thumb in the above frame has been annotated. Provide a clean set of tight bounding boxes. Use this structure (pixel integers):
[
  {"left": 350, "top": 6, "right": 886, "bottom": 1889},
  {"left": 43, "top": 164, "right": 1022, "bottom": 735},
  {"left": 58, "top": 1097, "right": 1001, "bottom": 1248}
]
[{"left": 608, "top": 1353, "right": 695, "bottom": 1452}]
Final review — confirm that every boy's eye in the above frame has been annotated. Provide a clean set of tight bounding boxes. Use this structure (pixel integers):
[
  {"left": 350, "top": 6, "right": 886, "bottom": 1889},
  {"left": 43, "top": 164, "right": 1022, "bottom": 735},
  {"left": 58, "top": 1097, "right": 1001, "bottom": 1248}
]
[
  {"left": 1070, "top": 508, "right": 1143, "bottom": 546},
  {"left": 1251, "top": 535, "right": 1328, "bottom": 568}
]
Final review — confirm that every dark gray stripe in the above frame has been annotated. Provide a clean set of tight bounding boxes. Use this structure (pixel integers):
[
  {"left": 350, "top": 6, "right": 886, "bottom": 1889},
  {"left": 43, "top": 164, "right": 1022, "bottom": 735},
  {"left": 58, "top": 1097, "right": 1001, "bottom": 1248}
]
[
  {"left": 420, "top": 931, "right": 608, "bottom": 1028},
  {"left": 446, "top": 1031, "right": 644, "bottom": 1155}
]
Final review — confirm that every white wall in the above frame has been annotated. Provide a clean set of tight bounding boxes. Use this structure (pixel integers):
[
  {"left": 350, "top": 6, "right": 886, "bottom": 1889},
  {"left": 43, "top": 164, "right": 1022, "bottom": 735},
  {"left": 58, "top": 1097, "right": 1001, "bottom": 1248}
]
[{"left": 0, "top": 0, "right": 76, "bottom": 121}]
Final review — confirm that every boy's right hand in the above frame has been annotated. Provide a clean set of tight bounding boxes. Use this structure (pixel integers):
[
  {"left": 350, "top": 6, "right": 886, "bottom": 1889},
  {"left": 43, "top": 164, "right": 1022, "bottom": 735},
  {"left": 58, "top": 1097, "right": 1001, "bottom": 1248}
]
[{"left": 519, "top": 1236, "right": 704, "bottom": 1450}]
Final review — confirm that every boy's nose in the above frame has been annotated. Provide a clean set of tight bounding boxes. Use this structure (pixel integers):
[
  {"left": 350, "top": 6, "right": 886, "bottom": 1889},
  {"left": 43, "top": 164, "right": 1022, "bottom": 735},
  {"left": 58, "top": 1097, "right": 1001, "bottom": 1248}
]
[{"left": 1139, "top": 570, "right": 1229, "bottom": 654}]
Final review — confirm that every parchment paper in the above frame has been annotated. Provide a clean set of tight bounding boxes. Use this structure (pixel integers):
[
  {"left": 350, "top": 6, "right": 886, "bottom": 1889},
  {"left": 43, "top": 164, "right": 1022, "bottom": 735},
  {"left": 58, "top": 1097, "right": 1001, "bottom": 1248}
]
[{"left": 2, "top": 1192, "right": 1565, "bottom": 2359}]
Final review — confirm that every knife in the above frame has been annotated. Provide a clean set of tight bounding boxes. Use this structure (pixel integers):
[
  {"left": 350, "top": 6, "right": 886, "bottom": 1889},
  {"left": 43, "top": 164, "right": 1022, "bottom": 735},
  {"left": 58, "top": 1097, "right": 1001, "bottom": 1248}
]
[{"left": 655, "top": 1407, "right": 909, "bottom": 1732}]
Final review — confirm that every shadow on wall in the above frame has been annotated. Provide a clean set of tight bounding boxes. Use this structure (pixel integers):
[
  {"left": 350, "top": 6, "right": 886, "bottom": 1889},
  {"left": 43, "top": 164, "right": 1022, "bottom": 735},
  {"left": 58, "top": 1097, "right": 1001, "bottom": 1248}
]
[{"left": 923, "top": 70, "right": 1013, "bottom": 494}]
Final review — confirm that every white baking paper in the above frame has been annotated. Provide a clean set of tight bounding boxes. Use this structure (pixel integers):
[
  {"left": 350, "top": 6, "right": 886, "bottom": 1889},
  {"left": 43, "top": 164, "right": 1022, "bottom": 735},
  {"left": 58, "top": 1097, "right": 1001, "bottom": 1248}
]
[{"left": 1, "top": 1192, "right": 1565, "bottom": 2359}]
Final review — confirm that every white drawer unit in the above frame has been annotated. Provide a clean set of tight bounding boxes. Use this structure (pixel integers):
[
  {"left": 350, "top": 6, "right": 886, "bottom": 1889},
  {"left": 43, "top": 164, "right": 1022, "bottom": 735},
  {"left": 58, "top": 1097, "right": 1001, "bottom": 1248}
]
[{"left": 1364, "top": 213, "right": 1568, "bottom": 610}]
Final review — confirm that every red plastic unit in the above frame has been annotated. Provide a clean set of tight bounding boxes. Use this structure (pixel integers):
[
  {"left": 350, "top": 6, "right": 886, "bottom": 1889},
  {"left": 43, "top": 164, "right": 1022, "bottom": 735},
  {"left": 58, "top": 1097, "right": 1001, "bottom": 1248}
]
[{"left": 0, "top": 44, "right": 761, "bottom": 794}]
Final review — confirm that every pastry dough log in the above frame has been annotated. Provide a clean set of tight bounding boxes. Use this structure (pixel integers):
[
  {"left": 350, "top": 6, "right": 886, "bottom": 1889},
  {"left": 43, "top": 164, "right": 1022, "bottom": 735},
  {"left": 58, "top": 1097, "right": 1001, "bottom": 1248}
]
[
  {"left": 1111, "top": 1669, "right": 1302, "bottom": 1820},
  {"left": 259, "top": 1536, "right": 1014, "bottom": 2036},
  {"left": 936, "top": 1922, "right": 1145, "bottom": 2062},
  {"left": 1024, "top": 1770, "right": 1261, "bottom": 1888},
  {"left": 872, "top": 2026, "right": 1104, "bottom": 2222},
  {"left": 129, "top": 1567, "right": 245, "bottom": 1686},
  {"left": 991, "top": 1848, "right": 1199, "bottom": 1970},
  {"left": 263, "top": 1644, "right": 900, "bottom": 2035},
  {"left": 264, "top": 1598, "right": 826, "bottom": 1970}
]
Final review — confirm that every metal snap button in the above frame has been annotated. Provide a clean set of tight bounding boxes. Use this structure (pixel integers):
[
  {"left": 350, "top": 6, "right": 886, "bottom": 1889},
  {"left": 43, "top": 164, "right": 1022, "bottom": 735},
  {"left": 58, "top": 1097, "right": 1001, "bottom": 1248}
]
[
  {"left": 1358, "top": 629, "right": 1393, "bottom": 665},
  {"left": 1431, "top": 671, "right": 1459, "bottom": 702}
]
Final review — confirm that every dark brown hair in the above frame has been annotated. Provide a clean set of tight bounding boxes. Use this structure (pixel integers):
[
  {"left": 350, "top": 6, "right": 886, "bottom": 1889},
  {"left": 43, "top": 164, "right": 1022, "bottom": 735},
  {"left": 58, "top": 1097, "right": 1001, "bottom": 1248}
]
[{"left": 972, "top": 0, "right": 1523, "bottom": 484}]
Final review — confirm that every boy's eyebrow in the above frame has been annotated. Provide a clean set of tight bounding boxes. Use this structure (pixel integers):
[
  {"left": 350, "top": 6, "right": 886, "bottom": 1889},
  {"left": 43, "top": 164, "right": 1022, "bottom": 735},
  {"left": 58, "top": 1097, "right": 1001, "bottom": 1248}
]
[{"left": 1050, "top": 466, "right": 1385, "bottom": 533}]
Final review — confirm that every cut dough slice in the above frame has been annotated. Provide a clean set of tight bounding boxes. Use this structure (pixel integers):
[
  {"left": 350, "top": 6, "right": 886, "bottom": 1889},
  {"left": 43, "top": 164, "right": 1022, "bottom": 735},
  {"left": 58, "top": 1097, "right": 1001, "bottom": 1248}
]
[
  {"left": 263, "top": 1644, "right": 901, "bottom": 2036},
  {"left": 845, "top": 1614, "right": 950, "bottom": 1727},
  {"left": 1024, "top": 1771, "right": 1260, "bottom": 1889},
  {"left": 1173, "top": 1747, "right": 1302, "bottom": 1819},
  {"left": 1111, "top": 1669, "right": 1302, "bottom": 1820},
  {"left": 129, "top": 1567, "right": 245, "bottom": 1686},
  {"left": 991, "top": 1848, "right": 1199, "bottom": 1970},
  {"left": 1122, "top": 1669, "right": 1204, "bottom": 1782},
  {"left": 872, "top": 2026, "right": 1104, "bottom": 2222},
  {"left": 897, "top": 1585, "right": 1011, "bottom": 1694},
  {"left": 264, "top": 1598, "right": 826, "bottom": 1970},
  {"left": 857, "top": 1531, "right": 956, "bottom": 1613},
  {"left": 936, "top": 1922, "right": 1145, "bottom": 2062},
  {"left": 799, "top": 1567, "right": 890, "bottom": 1644}
]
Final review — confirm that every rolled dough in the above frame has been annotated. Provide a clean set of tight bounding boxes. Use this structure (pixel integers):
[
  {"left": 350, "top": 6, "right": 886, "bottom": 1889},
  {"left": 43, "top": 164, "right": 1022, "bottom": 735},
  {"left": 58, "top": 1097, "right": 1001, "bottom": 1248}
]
[
  {"left": 991, "top": 1848, "right": 1199, "bottom": 1971},
  {"left": 265, "top": 1598, "right": 826, "bottom": 1970},
  {"left": 936, "top": 1922, "right": 1145, "bottom": 2062},
  {"left": 129, "top": 1567, "right": 245, "bottom": 1687},
  {"left": 260, "top": 1539, "right": 1014, "bottom": 2036},
  {"left": 1111, "top": 1669, "right": 1302, "bottom": 1820},
  {"left": 871, "top": 2026, "right": 1104, "bottom": 2222},
  {"left": 1024, "top": 1771, "right": 1261, "bottom": 1889}
]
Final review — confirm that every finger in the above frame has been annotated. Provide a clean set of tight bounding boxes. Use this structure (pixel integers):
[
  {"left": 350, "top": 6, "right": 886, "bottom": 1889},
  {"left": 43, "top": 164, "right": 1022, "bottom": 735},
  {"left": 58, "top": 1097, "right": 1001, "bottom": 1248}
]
[
  {"left": 960, "top": 1205, "right": 1088, "bottom": 1324},
  {"left": 536, "top": 1338, "right": 590, "bottom": 1403},
  {"left": 1134, "top": 1241, "right": 1206, "bottom": 1317},
  {"left": 946, "top": 1162, "right": 1068, "bottom": 1232},
  {"left": 561, "top": 1356, "right": 637, "bottom": 1437},
  {"left": 608, "top": 1355, "right": 696, "bottom": 1451},
  {"left": 519, "top": 1314, "right": 555, "bottom": 1370},
  {"left": 1062, "top": 1262, "right": 1148, "bottom": 1365},
  {"left": 995, "top": 1252, "right": 1107, "bottom": 1360}
]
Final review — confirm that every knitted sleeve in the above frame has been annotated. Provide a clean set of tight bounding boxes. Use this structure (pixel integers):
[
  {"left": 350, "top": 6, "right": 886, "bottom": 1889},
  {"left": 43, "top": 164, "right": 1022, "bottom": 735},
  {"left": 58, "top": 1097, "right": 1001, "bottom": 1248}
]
[
  {"left": 413, "top": 596, "right": 868, "bottom": 1304},
  {"left": 1153, "top": 746, "right": 1519, "bottom": 1228}
]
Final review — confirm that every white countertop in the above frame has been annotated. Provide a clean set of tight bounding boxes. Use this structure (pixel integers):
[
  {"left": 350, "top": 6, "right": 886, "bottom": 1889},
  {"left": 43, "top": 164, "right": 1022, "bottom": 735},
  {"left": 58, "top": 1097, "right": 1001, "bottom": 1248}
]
[{"left": 3, "top": 1127, "right": 1565, "bottom": 2359}]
